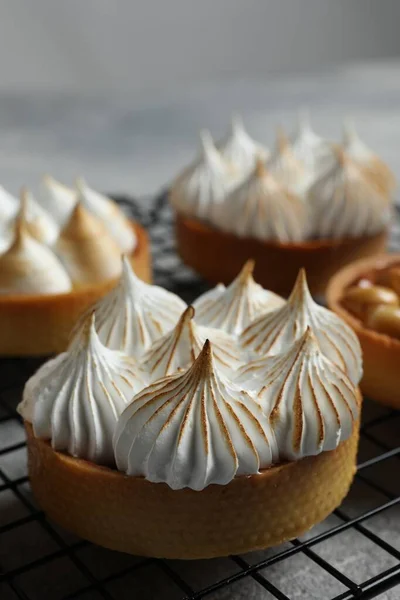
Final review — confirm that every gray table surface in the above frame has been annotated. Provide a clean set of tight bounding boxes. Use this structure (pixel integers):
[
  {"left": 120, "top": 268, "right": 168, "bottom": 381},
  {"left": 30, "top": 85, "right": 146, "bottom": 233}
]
[{"left": 0, "top": 61, "right": 400, "bottom": 599}]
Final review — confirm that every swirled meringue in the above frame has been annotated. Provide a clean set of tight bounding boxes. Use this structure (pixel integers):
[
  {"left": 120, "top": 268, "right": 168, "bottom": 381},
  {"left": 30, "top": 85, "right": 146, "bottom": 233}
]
[
  {"left": 193, "top": 260, "right": 284, "bottom": 335},
  {"left": 114, "top": 340, "right": 278, "bottom": 490},
  {"left": 56, "top": 202, "right": 122, "bottom": 287},
  {"left": 236, "top": 328, "right": 359, "bottom": 460},
  {"left": 94, "top": 256, "right": 187, "bottom": 358},
  {"left": 0, "top": 186, "right": 19, "bottom": 221},
  {"left": 290, "top": 112, "right": 333, "bottom": 178},
  {"left": 75, "top": 178, "right": 137, "bottom": 253},
  {"left": 308, "top": 146, "right": 391, "bottom": 239},
  {"left": 170, "top": 130, "right": 232, "bottom": 224},
  {"left": 0, "top": 207, "right": 72, "bottom": 295},
  {"left": 40, "top": 175, "right": 77, "bottom": 227},
  {"left": 241, "top": 269, "right": 362, "bottom": 386},
  {"left": 21, "top": 187, "right": 59, "bottom": 246},
  {"left": 141, "top": 306, "right": 244, "bottom": 381},
  {"left": 342, "top": 121, "right": 396, "bottom": 197},
  {"left": 19, "top": 313, "right": 147, "bottom": 466},
  {"left": 267, "top": 128, "right": 309, "bottom": 194},
  {"left": 219, "top": 159, "right": 309, "bottom": 242},
  {"left": 218, "top": 115, "right": 269, "bottom": 175}
]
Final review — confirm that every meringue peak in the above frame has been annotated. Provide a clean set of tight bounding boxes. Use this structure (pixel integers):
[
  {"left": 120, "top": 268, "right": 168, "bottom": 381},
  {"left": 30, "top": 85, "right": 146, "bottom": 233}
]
[
  {"left": 193, "top": 338, "right": 213, "bottom": 375},
  {"left": 254, "top": 157, "right": 267, "bottom": 178},
  {"left": 62, "top": 201, "right": 102, "bottom": 240},
  {"left": 94, "top": 257, "right": 187, "bottom": 357},
  {"left": 193, "top": 260, "right": 285, "bottom": 335},
  {"left": 342, "top": 119, "right": 359, "bottom": 146},
  {"left": 237, "top": 326, "right": 358, "bottom": 460},
  {"left": 70, "top": 310, "right": 97, "bottom": 352},
  {"left": 114, "top": 337, "right": 277, "bottom": 490},
  {"left": 20, "top": 307, "right": 147, "bottom": 466},
  {"left": 276, "top": 126, "right": 289, "bottom": 153},
  {"left": 0, "top": 205, "right": 72, "bottom": 296},
  {"left": 238, "top": 258, "right": 256, "bottom": 281},
  {"left": 141, "top": 304, "right": 243, "bottom": 381},
  {"left": 200, "top": 129, "right": 219, "bottom": 162},
  {"left": 241, "top": 269, "right": 362, "bottom": 386}
]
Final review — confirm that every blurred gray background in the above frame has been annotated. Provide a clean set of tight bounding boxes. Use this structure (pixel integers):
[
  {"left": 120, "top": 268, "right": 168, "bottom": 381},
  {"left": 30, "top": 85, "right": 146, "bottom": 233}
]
[
  {"left": 1, "top": 0, "right": 400, "bottom": 94},
  {"left": 1, "top": 0, "right": 400, "bottom": 196}
]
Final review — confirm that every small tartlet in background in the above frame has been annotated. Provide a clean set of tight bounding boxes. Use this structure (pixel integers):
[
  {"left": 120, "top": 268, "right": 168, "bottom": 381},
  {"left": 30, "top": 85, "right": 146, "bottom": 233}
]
[{"left": 327, "top": 253, "right": 400, "bottom": 408}]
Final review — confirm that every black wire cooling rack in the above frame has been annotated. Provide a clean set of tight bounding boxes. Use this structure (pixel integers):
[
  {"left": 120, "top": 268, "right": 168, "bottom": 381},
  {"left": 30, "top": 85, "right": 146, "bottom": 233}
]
[{"left": 0, "top": 194, "right": 400, "bottom": 600}]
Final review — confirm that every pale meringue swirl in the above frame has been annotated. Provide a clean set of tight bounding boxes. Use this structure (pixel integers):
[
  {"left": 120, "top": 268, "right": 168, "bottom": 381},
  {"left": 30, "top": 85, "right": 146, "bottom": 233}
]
[
  {"left": 114, "top": 340, "right": 278, "bottom": 490},
  {"left": 241, "top": 269, "right": 362, "bottom": 386},
  {"left": 236, "top": 328, "right": 359, "bottom": 460},
  {"left": 19, "top": 313, "right": 147, "bottom": 466},
  {"left": 94, "top": 256, "right": 187, "bottom": 357},
  {"left": 170, "top": 130, "right": 232, "bottom": 225},
  {"left": 193, "top": 259, "right": 284, "bottom": 335},
  {"left": 141, "top": 306, "right": 243, "bottom": 381}
]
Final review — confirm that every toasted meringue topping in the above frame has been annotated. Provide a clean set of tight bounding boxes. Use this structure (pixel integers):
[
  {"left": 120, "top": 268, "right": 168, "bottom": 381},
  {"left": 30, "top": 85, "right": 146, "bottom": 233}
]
[
  {"left": 236, "top": 328, "right": 359, "bottom": 460},
  {"left": 141, "top": 306, "right": 244, "bottom": 381},
  {"left": 114, "top": 340, "right": 278, "bottom": 490},
  {"left": 290, "top": 111, "right": 333, "bottom": 177},
  {"left": 308, "top": 146, "right": 391, "bottom": 239},
  {"left": 220, "top": 159, "right": 309, "bottom": 242},
  {"left": 343, "top": 121, "right": 396, "bottom": 196},
  {"left": 19, "top": 313, "right": 147, "bottom": 465},
  {"left": 0, "top": 206, "right": 72, "bottom": 296},
  {"left": 94, "top": 256, "right": 187, "bottom": 357},
  {"left": 267, "top": 128, "right": 309, "bottom": 193},
  {"left": 75, "top": 178, "right": 136, "bottom": 253},
  {"left": 0, "top": 186, "right": 19, "bottom": 220},
  {"left": 40, "top": 175, "right": 77, "bottom": 227},
  {"left": 56, "top": 202, "right": 122, "bottom": 287},
  {"left": 218, "top": 114, "right": 269, "bottom": 174},
  {"left": 170, "top": 130, "right": 232, "bottom": 224},
  {"left": 241, "top": 269, "right": 362, "bottom": 386},
  {"left": 193, "top": 260, "right": 284, "bottom": 334},
  {"left": 20, "top": 187, "right": 59, "bottom": 246}
]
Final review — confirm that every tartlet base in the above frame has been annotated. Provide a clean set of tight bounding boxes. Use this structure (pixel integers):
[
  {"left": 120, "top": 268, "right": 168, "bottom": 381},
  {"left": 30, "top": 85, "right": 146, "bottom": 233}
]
[
  {"left": 327, "top": 254, "right": 400, "bottom": 408},
  {"left": 25, "top": 412, "right": 360, "bottom": 560},
  {"left": 175, "top": 212, "right": 388, "bottom": 296},
  {"left": 0, "top": 222, "right": 151, "bottom": 356}
]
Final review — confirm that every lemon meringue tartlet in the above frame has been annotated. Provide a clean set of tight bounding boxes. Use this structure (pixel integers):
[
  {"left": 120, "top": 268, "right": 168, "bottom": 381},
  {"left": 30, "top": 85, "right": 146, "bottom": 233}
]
[
  {"left": 20, "top": 265, "right": 362, "bottom": 559},
  {"left": 327, "top": 253, "right": 400, "bottom": 409},
  {"left": 0, "top": 181, "right": 151, "bottom": 356},
  {"left": 172, "top": 116, "right": 392, "bottom": 296}
]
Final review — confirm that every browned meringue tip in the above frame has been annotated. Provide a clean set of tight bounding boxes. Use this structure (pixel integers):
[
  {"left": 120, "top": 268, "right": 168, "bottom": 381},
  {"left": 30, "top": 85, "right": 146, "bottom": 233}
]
[
  {"left": 238, "top": 258, "right": 256, "bottom": 281},
  {"left": 71, "top": 309, "right": 97, "bottom": 348},
  {"left": 254, "top": 157, "right": 267, "bottom": 178},
  {"left": 276, "top": 126, "right": 289, "bottom": 152},
  {"left": 195, "top": 338, "right": 213, "bottom": 372},
  {"left": 179, "top": 305, "right": 195, "bottom": 324},
  {"left": 288, "top": 268, "right": 310, "bottom": 303},
  {"left": 330, "top": 143, "right": 347, "bottom": 166},
  {"left": 12, "top": 188, "right": 30, "bottom": 245}
]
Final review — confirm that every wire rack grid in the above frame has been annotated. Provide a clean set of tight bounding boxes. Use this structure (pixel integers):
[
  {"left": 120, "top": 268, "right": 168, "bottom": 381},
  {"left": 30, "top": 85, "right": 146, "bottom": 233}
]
[{"left": 0, "top": 194, "right": 400, "bottom": 600}]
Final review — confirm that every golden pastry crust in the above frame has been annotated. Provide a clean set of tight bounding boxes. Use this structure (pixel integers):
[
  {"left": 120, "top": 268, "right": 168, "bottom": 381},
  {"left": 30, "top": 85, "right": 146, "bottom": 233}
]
[
  {"left": 327, "top": 254, "right": 400, "bottom": 408},
  {"left": 25, "top": 405, "right": 360, "bottom": 560},
  {"left": 175, "top": 212, "right": 388, "bottom": 296},
  {"left": 0, "top": 222, "right": 151, "bottom": 356}
]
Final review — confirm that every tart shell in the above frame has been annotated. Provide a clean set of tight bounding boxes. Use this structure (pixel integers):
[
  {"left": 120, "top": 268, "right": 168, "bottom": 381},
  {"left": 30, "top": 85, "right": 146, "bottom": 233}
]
[
  {"left": 327, "top": 254, "right": 400, "bottom": 408},
  {"left": 175, "top": 212, "right": 388, "bottom": 297},
  {"left": 25, "top": 409, "right": 360, "bottom": 560},
  {"left": 0, "top": 222, "right": 151, "bottom": 356}
]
